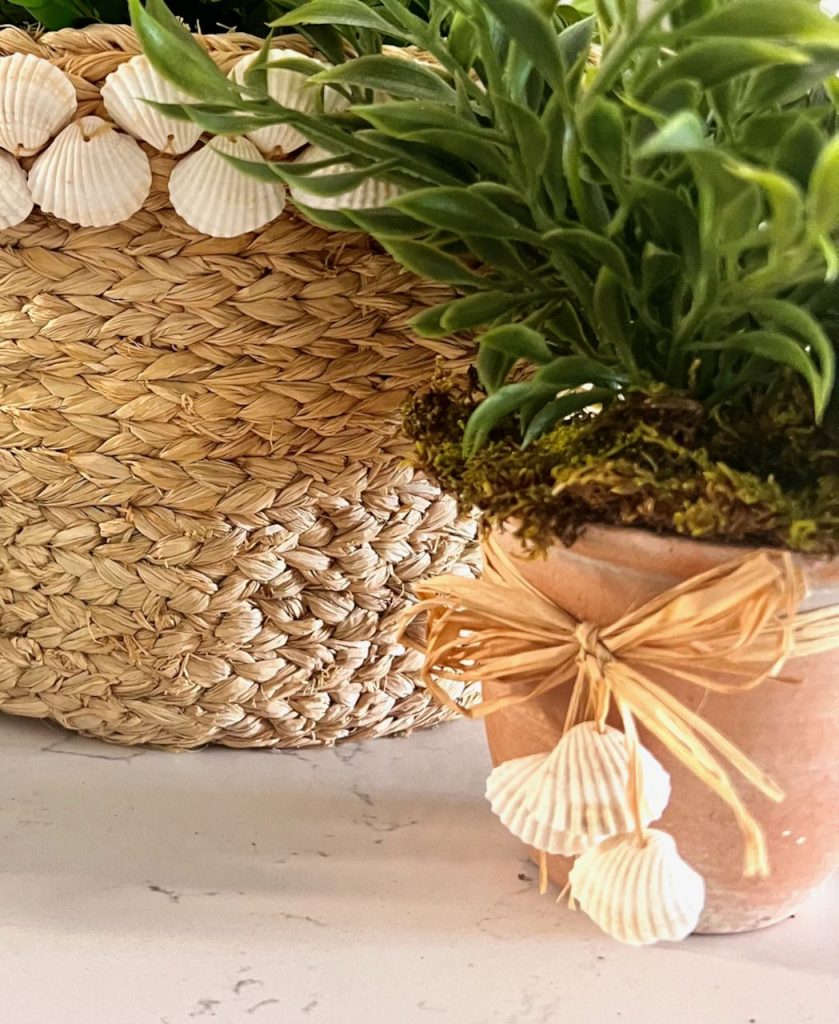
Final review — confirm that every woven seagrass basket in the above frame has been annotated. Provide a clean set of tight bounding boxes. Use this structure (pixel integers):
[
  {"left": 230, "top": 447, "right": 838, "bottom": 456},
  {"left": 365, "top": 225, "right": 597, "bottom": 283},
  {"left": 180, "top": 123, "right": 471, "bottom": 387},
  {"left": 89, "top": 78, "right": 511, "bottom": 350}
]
[{"left": 0, "top": 25, "right": 477, "bottom": 749}]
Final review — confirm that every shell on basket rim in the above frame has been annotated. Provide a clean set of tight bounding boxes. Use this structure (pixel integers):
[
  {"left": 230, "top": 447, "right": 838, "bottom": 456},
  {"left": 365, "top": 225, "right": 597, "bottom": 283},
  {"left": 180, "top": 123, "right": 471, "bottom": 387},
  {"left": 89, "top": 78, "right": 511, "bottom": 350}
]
[
  {"left": 100, "top": 54, "right": 203, "bottom": 155},
  {"left": 168, "top": 134, "right": 286, "bottom": 238},
  {"left": 0, "top": 52, "right": 77, "bottom": 157},
  {"left": 486, "top": 721, "right": 671, "bottom": 855},
  {"left": 0, "top": 149, "right": 34, "bottom": 230},
  {"left": 568, "top": 829, "right": 706, "bottom": 945},
  {"left": 230, "top": 48, "right": 348, "bottom": 157},
  {"left": 289, "top": 144, "right": 402, "bottom": 212},
  {"left": 28, "top": 115, "right": 152, "bottom": 228}
]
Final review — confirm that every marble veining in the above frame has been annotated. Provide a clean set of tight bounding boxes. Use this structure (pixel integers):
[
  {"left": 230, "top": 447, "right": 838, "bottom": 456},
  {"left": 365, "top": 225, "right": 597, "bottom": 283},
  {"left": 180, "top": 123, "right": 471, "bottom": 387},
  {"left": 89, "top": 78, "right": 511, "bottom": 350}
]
[{"left": 0, "top": 717, "right": 836, "bottom": 1024}]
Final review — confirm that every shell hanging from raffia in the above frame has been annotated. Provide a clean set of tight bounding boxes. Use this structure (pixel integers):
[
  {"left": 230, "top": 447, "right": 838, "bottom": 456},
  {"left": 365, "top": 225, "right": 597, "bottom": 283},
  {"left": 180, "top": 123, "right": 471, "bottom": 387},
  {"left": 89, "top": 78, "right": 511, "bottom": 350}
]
[
  {"left": 569, "top": 829, "right": 706, "bottom": 945},
  {"left": 486, "top": 722, "right": 671, "bottom": 855},
  {"left": 0, "top": 52, "right": 77, "bottom": 157},
  {"left": 100, "top": 54, "right": 202, "bottom": 155},
  {"left": 28, "top": 115, "right": 152, "bottom": 227},
  {"left": 290, "top": 144, "right": 402, "bottom": 212},
  {"left": 0, "top": 150, "right": 34, "bottom": 230},
  {"left": 168, "top": 134, "right": 286, "bottom": 237},
  {"left": 230, "top": 48, "right": 347, "bottom": 157},
  {"left": 485, "top": 752, "right": 572, "bottom": 854}
]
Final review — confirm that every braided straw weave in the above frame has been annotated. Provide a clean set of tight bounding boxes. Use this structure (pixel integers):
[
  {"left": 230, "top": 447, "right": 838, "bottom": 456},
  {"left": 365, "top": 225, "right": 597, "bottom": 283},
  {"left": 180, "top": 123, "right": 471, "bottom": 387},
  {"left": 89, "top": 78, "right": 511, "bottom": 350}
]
[{"left": 0, "top": 25, "right": 477, "bottom": 749}]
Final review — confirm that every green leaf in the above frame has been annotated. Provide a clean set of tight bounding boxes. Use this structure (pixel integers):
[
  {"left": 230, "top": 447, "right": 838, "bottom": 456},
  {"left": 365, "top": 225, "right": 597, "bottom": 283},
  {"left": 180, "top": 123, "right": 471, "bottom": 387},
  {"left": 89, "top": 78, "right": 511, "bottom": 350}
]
[
  {"left": 639, "top": 40, "right": 809, "bottom": 97},
  {"left": 533, "top": 354, "right": 621, "bottom": 388},
  {"left": 313, "top": 55, "right": 456, "bottom": 104},
  {"left": 462, "top": 235, "right": 531, "bottom": 278},
  {"left": 219, "top": 153, "right": 285, "bottom": 184},
  {"left": 744, "top": 57, "right": 839, "bottom": 109},
  {"left": 578, "top": 97, "right": 625, "bottom": 180},
  {"left": 351, "top": 101, "right": 505, "bottom": 141},
  {"left": 478, "top": 324, "right": 554, "bottom": 365},
  {"left": 496, "top": 98, "right": 549, "bottom": 182},
  {"left": 293, "top": 204, "right": 357, "bottom": 232},
  {"left": 523, "top": 387, "right": 615, "bottom": 447},
  {"left": 271, "top": 0, "right": 404, "bottom": 37},
  {"left": 808, "top": 135, "right": 839, "bottom": 234},
  {"left": 343, "top": 207, "right": 427, "bottom": 238},
  {"left": 392, "top": 188, "right": 533, "bottom": 240},
  {"left": 129, "top": 0, "right": 240, "bottom": 105},
  {"left": 541, "top": 94, "right": 567, "bottom": 215},
  {"left": 439, "top": 292, "right": 520, "bottom": 332},
  {"left": 746, "top": 299, "right": 835, "bottom": 393},
  {"left": 629, "top": 180, "right": 700, "bottom": 275},
  {"left": 593, "top": 267, "right": 635, "bottom": 371},
  {"left": 649, "top": 79, "right": 704, "bottom": 118},
  {"left": 477, "top": 347, "right": 516, "bottom": 394},
  {"left": 727, "top": 162, "right": 805, "bottom": 252},
  {"left": 448, "top": 10, "right": 479, "bottom": 68},
  {"left": 463, "top": 382, "right": 553, "bottom": 456},
  {"left": 557, "top": 15, "right": 595, "bottom": 81},
  {"left": 775, "top": 118, "right": 825, "bottom": 190},
  {"left": 409, "top": 303, "right": 451, "bottom": 339},
  {"left": 482, "top": 0, "right": 564, "bottom": 93},
  {"left": 379, "top": 238, "right": 490, "bottom": 288},
  {"left": 691, "top": 331, "right": 829, "bottom": 419},
  {"left": 11, "top": 1, "right": 80, "bottom": 29},
  {"left": 542, "top": 228, "right": 633, "bottom": 288},
  {"left": 377, "top": 128, "right": 507, "bottom": 178},
  {"left": 636, "top": 110, "right": 708, "bottom": 158},
  {"left": 680, "top": 0, "right": 839, "bottom": 47}
]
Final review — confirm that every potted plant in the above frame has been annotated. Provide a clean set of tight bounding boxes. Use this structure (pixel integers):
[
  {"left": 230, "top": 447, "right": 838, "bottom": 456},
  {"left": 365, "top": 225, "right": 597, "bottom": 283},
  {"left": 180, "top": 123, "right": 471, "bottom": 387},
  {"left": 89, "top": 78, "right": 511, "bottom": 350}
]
[{"left": 133, "top": 0, "right": 839, "bottom": 942}]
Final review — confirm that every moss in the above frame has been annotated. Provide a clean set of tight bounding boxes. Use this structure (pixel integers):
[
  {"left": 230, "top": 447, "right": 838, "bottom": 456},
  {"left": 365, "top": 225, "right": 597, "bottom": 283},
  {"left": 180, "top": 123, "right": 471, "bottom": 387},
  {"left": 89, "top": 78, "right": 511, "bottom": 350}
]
[{"left": 403, "top": 384, "right": 839, "bottom": 555}]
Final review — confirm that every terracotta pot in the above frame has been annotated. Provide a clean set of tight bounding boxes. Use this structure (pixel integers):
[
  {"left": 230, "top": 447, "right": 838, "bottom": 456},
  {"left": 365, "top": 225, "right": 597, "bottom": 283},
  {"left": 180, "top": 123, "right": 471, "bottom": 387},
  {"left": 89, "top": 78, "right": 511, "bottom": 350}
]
[{"left": 483, "top": 526, "right": 839, "bottom": 935}]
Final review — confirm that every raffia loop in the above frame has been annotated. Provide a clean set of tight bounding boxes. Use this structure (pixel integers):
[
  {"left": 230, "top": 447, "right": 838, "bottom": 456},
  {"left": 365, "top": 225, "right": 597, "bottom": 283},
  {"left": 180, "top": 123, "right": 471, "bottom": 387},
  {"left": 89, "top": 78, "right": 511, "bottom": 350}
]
[{"left": 403, "top": 534, "right": 839, "bottom": 877}]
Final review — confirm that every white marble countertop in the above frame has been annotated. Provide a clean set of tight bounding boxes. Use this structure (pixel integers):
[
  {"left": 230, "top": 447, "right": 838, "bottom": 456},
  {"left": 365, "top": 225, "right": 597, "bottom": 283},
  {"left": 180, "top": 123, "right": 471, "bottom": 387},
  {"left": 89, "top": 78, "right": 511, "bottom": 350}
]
[{"left": 1, "top": 716, "right": 837, "bottom": 1024}]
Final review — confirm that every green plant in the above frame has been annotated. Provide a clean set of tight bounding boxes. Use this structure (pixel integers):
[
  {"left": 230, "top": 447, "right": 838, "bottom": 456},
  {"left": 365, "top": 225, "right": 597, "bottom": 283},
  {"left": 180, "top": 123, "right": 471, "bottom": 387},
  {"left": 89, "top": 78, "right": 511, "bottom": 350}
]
[
  {"left": 132, "top": 0, "right": 839, "bottom": 456},
  {"left": 1, "top": 1, "right": 284, "bottom": 31}
]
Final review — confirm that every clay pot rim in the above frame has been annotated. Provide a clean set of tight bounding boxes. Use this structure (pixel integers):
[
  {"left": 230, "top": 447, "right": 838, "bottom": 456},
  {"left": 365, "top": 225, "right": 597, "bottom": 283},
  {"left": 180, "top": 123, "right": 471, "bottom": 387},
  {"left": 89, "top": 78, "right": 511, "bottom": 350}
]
[{"left": 499, "top": 522, "right": 839, "bottom": 591}]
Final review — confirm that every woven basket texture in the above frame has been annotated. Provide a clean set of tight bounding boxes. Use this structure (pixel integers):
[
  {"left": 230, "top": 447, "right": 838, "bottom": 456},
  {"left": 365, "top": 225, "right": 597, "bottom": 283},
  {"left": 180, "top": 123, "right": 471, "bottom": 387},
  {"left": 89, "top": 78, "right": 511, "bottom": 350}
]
[{"left": 0, "top": 25, "right": 477, "bottom": 749}]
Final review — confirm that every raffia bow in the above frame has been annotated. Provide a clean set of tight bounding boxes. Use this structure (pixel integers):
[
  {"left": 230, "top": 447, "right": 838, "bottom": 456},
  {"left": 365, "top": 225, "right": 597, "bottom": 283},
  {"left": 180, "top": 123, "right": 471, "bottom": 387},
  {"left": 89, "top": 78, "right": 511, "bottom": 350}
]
[{"left": 403, "top": 535, "right": 839, "bottom": 878}]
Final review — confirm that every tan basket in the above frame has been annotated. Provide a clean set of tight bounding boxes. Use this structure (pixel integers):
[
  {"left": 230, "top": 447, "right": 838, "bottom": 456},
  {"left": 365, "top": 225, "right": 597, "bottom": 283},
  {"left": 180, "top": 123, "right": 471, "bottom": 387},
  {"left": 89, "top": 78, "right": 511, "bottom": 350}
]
[{"left": 0, "top": 26, "right": 477, "bottom": 749}]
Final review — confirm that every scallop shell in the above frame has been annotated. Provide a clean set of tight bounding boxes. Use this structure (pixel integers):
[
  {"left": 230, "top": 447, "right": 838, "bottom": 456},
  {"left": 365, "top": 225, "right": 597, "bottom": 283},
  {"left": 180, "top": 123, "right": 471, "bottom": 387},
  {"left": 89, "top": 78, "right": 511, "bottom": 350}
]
[
  {"left": 569, "top": 829, "right": 705, "bottom": 945},
  {"left": 0, "top": 150, "right": 34, "bottom": 230},
  {"left": 486, "top": 722, "right": 671, "bottom": 855},
  {"left": 231, "top": 49, "right": 347, "bottom": 156},
  {"left": 101, "top": 55, "right": 202, "bottom": 155},
  {"left": 289, "top": 145, "right": 401, "bottom": 212},
  {"left": 28, "top": 116, "right": 152, "bottom": 227},
  {"left": 168, "top": 135, "right": 286, "bottom": 237},
  {"left": 485, "top": 752, "right": 572, "bottom": 855},
  {"left": 0, "top": 53, "right": 77, "bottom": 157}
]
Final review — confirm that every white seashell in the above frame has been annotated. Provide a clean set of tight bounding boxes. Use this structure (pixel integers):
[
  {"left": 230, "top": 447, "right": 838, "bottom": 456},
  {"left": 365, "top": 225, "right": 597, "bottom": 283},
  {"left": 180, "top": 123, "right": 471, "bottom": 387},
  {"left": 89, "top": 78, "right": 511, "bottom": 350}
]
[
  {"left": 289, "top": 145, "right": 401, "bottom": 212},
  {"left": 569, "top": 829, "right": 705, "bottom": 945},
  {"left": 28, "top": 116, "right": 152, "bottom": 227},
  {"left": 231, "top": 48, "right": 347, "bottom": 156},
  {"left": 0, "top": 53, "right": 77, "bottom": 157},
  {"left": 486, "top": 722, "right": 671, "bottom": 856},
  {"left": 101, "top": 55, "right": 202, "bottom": 155},
  {"left": 0, "top": 150, "right": 34, "bottom": 230},
  {"left": 168, "top": 135, "right": 286, "bottom": 237},
  {"left": 485, "top": 753, "right": 574, "bottom": 855}
]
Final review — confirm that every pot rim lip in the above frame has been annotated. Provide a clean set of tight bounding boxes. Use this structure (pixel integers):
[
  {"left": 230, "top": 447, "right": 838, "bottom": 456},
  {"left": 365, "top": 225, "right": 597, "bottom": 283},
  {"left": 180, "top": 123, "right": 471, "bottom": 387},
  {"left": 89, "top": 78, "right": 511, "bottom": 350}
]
[{"left": 495, "top": 522, "right": 839, "bottom": 588}]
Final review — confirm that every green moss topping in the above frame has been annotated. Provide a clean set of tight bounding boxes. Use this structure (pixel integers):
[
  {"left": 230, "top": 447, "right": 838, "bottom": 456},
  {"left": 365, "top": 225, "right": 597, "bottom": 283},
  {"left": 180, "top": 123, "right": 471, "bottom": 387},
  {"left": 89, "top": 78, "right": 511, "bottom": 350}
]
[{"left": 404, "top": 382, "right": 839, "bottom": 555}]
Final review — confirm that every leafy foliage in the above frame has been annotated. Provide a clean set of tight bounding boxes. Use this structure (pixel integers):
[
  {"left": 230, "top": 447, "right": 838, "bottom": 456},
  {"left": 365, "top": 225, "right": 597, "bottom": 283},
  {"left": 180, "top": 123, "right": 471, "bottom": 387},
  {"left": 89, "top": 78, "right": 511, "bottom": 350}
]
[
  {"left": 133, "top": 0, "right": 839, "bottom": 454},
  {"left": 1, "top": 1, "right": 285, "bottom": 31}
]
